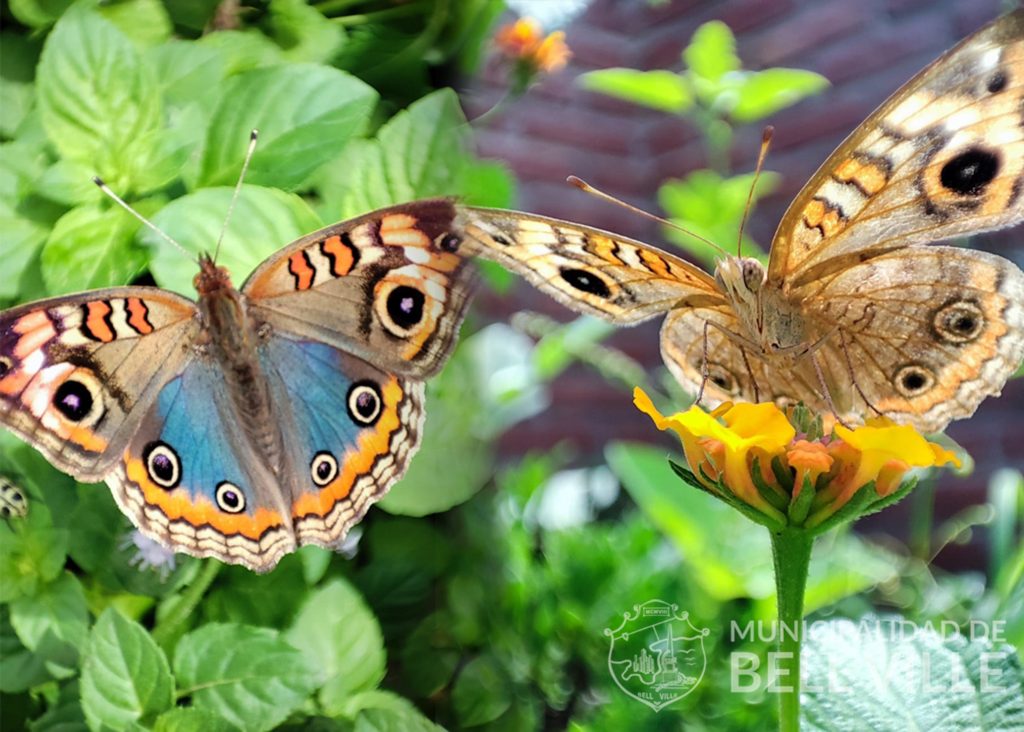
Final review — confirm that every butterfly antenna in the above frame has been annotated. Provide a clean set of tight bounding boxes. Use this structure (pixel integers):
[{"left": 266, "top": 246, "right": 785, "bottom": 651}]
[
  {"left": 567, "top": 175, "right": 729, "bottom": 257},
  {"left": 213, "top": 129, "right": 259, "bottom": 263},
  {"left": 92, "top": 177, "right": 197, "bottom": 263},
  {"left": 737, "top": 126, "right": 773, "bottom": 257}
]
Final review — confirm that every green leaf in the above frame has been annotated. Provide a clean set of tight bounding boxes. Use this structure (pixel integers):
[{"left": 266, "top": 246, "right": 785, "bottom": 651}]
[
  {"left": 0, "top": 78, "right": 34, "bottom": 137},
  {"left": 195, "top": 30, "right": 284, "bottom": 76},
  {"left": 145, "top": 185, "right": 321, "bottom": 296},
  {"left": 35, "top": 5, "right": 168, "bottom": 193},
  {"left": 322, "top": 88, "right": 479, "bottom": 216},
  {"left": 0, "top": 199, "right": 47, "bottom": 302},
  {"left": 802, "top": 615, "right": 1024, "bottom": 731},
  {"left": 580, "top": 68, "right": 693, "bottom": 113},
  {"left": 9, "top": 572, "right": 89, "bottom": 678},
  {"left": 683, "top": 20, "right": 740, "bottom": 82},
  {"left": 0, "top": 609, "right": 52, "bottom": 693},
  {"left": 267, "top": 0, "right": 345, "bottom": 64},
  {"left": 0, "top": 483, "right": 68, "bottom": 604},
  {"left": 400, "top": 613, "right": 460, "bottom": 697},
  {"left": 378, "top": 346, "right": 493, "bottom": 515},
  {"left": 8, "top": 0, "right": 73, "bottom": 28},
  {"left": 334, "top": 690, "right": 444, "bottom": 731},
  {"left": 27, "top": 678, "right": 87, "bottom": 731},
  {"left": 284, "top": 578, "right": 386, "bottom": 715},
  {"left": 98, "top": 0, "right": 173, "bottom": 49},
  {"left": 195, "top": 65, "right": 377, "bottom": 190},
  {"left": 452, "top": 654, "right": 511, "bottom": 727},
  {"left": 174, "top": 623, "right": 317, "bottom": 732},
  {"left": 153, "top": 707, "right": 239, "bottom": 732},
  {"left": 80, "top": 608, "right": 175, "bottom": 731},
  {"left": 730, "top": 68, "right": 829, "bottom": 122},
  {"left": 40, "top": 204, "right": 149, "bottom": 294}
]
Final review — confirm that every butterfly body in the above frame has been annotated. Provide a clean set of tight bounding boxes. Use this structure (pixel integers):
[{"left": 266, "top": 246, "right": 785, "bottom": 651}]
[
  {"left": 461, "top": 10, "right": 1024, "bottom": 432},
  {"left": 1, "top": 200, "right": 473, "bottom": 571}
]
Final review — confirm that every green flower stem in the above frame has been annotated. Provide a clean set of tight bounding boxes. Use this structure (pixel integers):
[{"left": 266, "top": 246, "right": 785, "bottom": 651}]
[
  {"left": 152, "top": 560, "right": 221, "bottom": 647},
  {"left": 770, "top": 528, "right": 813, "bottom": 732}
]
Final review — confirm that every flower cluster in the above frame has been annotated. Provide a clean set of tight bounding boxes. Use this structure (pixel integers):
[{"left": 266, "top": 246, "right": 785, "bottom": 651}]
[
  {"left": 494, "top": 17, "right": 571, "bottom": 90},
  {"left": 634, "top": 388, "right": 960, "bottom": 534}
]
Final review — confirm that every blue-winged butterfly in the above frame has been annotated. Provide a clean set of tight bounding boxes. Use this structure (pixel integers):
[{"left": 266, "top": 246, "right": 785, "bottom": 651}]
[{"left": 0, "top": 199, "right": 473, "bottom": 571}]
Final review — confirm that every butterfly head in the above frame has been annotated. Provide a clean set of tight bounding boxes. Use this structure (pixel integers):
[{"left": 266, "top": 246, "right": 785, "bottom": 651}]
[{"left": 193, "top": 254, "right": 235, "bottom": 297}]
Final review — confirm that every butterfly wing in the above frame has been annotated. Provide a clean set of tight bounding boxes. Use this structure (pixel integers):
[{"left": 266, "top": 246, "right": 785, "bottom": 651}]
[
  {"left": 0, "top": 290, "right": 198, "bottom": 481},
  {"left": 243, "top": 199, "right": 474, "bottom": 380},
  {"left": 260, "top": 336, "right": 424, "bottom": 551},
  {"left": 803, "top": 246, "right": 1024, "bottom": 431},
  {"left": 458, "top": 207, "right": 727, "bottom": 323},
  {"left": 110, "top": 355, "right": 296, "bottom": 570},
  {"left": 768, "top": 9, "right": 1024, "bottom": 291}
]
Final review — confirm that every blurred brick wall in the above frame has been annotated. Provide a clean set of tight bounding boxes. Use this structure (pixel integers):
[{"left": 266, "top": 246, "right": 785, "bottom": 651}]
[{"left": 462, "top": 0, "right": 1023, "bottom": 567}]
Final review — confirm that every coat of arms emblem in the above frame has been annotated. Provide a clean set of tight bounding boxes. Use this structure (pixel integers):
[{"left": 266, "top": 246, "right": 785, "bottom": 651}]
[{"left": 604, "top": 600, "right": 709, "bottom": 711}]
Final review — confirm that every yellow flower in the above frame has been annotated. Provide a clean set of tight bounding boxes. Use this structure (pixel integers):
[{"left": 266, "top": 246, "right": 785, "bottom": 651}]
[
  {"left": 634, "top": 389, "right": 962, "bottom": 533},
  {"left": 787, "top": 440, "right": 833, "bottom": 499},
  {"left": 494, "top": 18, "right": 572, "bottom": 75},
  {"left": 634, "top": 388, "right": 791, "bottom": 523}
]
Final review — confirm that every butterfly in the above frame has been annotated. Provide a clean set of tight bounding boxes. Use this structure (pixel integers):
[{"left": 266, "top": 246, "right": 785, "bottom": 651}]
[
  {"left": 457, "top": 10, "right": 1024, "bottom": 433},
  {"left": 0, "top": 200, "right": 474, "bottom": 572}
]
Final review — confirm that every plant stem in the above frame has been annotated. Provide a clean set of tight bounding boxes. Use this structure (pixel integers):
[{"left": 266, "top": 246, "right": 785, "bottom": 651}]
[
  {"left": 770, "top": 528, "right": 813, "bottom": 732},
  {"left": 152, "top": 560, "right": 221, "bottom": 647}
]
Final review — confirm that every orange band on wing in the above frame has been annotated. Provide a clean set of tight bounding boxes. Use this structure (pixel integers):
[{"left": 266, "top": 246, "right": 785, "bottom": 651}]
[
  {"left": 125, "top": 298, "right": 154, "bottom": 334},
  {"left": 125, "top": 456, "right": 285, "bottom": 540},
  {"left": 288, "top": 252, "right": 315, "bottom": 291},
  {"left": 84, "top": 301, "right": 115, "bottom": 342},
  {"left": 320, "top": 235, "right": 357, "bottom": 276},
  {"left": 291, "top": 377, "right": 404, "bottom": 518}
]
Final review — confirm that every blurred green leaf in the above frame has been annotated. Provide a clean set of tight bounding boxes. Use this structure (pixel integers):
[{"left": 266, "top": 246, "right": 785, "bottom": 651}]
[
  {"left": 285, "top": 579, "right": 386, "bottom": 715},
  {"left": 153, "top": 707, "right": 239, "bottom": 732},
  {"left": 98, "top": 0, "right": 173, "bottom": 49},
  {"left": 195, "top": 30, "right": 285, "bottom": 75},
  {"left": 401, "top": 613, "right": 460, "bottom": 697},
  {"left": 145, "top": 186, "right": 321, "bottom": 296},
  {"left": 658, "top": 168, "right": 778, "bottom": 264},
  {"left": 731, "top": 68, "right": 829, "bottom": 122},
  {"left": 452, "top": 653, "right": 511, "bottom": 727},
  {"left": 80, "top": 609, "right": 174, "bottom": 731},
  {"left": 195, "top": 65, "right": 377, "bottom": 190},
  {"left": 40, "top": 204, "right": 149, "bottom": 294},
  {"left": 684, "top": 21, "right": 740, "bottom": 82},
  {"left": 27, "top": 678, "right": 86, "bottom": 730},
  {"left": 333, "top": 689, "right": 444, "bottom": 731},
  {"left": 9, "top": 572, "right": 89, "bottom": 678},
  {"left": 174, "top": 623, "right": 316, "bottom": 732},
  {"left": 0, "top": 500, "right": 68, "bottom": 604},
  {"left": 267, "top": 0, "right": 345, "bottom": 64},
  {"left": 581, "top": 68, "right": 694, "bottom": 113},
  {"left": 0, "top": 609, "right": 52, "bottom": 693},
  {"left": 325, "top": 88, "right": 499, "bottom": 216},
  {"left": 8, "top": 0, "right": 73, "bottom": 28},
  {"left": 0, "top": 79, "right": 34, "bottom": 138}
]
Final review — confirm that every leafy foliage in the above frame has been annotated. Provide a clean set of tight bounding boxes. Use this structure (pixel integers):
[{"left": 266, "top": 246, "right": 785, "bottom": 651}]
[{"left": 1, "top": 4, "right": 1021, "bottom": 732}]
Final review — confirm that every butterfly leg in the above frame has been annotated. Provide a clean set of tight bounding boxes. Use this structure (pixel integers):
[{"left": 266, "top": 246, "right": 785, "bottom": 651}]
[
  {"left": 698, "top": 318, "right": 763, "bottom": 404},
  {"left": 695, "top": 320, "right": 710, "bottom": 405},
  {"left": 810, "top": 352, "right": 852, "bottom": 429},
  {"left": 837, "top": 330, "right": 885, "bottom": 418}
]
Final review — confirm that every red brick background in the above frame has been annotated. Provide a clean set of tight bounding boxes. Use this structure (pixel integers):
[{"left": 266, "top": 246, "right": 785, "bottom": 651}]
[{"left": 463, "top": 0, "right": 1023, "bottom": 567}]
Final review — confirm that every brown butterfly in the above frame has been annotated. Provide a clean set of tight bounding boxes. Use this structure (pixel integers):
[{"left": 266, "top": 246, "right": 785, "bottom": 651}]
[{"left": 457, "top": 10, "right": 1024, "bottom": 433}]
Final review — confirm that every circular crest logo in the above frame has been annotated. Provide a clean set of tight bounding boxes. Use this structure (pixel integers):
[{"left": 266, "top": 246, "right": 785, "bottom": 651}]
[{"left": 604, "top": 599, "right": 709, "bottom": 712}]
